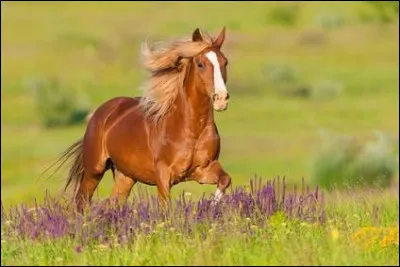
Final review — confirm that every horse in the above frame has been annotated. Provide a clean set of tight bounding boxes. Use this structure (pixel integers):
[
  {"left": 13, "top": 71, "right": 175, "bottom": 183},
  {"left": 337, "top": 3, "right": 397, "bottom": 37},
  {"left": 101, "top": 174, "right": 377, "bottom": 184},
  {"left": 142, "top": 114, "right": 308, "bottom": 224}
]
[{"left": 56, "top": 27, "right": 232, "bottom": 213}]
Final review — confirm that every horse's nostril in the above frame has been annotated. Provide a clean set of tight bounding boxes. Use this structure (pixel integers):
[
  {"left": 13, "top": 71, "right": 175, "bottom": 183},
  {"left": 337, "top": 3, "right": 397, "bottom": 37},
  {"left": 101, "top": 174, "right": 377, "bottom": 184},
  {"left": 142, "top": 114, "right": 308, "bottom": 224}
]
[{"left": 213, "top": 93, "right": 229, "bottom": 101}]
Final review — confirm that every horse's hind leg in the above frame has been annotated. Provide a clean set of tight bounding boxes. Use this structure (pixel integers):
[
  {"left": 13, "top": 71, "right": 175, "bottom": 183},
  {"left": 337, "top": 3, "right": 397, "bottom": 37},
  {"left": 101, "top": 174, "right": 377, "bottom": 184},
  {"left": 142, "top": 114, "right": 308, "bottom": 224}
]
[
  {"left": 111, "top": 169, "right": 136, "bottom": 202},
  {"left": 75, "top": 127, "right": 109, "bottom": 212},
  {"left": 75, "top": 171, "right": 105, "bottom": 213}
]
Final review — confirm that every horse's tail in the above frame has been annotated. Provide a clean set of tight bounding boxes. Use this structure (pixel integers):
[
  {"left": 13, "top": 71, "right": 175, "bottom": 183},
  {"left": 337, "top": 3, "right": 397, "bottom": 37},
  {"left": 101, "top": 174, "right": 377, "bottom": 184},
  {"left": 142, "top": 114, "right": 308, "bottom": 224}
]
[
  {"left": 61, "top": 139, "right": 85, "bottom": 195},
  {"left": 41, "top": 138, "right": 85, "bottom": 196}
]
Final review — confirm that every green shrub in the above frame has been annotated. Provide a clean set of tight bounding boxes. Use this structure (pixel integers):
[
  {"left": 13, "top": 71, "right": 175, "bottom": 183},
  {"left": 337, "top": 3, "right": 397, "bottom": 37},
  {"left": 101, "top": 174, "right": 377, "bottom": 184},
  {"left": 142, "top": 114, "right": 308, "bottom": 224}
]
[
  {"left": 353, "top": 131, "right": 399, "bottom": 187},
  {"left": 263, "top": 62, "right": 307, "bottom": 97},
  {"left": 264, "top": 63, "right": 299, "bottom": 84},
  {"left": 358, "top": 1, "right": 399, "bottom": 25},
  {"left": 312, "top": 130, "right": 398, "bottom": 189},
  {"left": 266, "top": 4, "right": 300, "bottom": 26},
  {"left": 298, "top": 29, "right": 328, "bottom": 45},
  {"left": 310, "top": 80, "right": 344, "bottom": 100},
  {"left": 228, "top": 21, "right": 241, "bottom": 30},
  {"left": 314, "top": 11, "right": 345, "bottom": 31},
  {"left": 29, "top": 76, "right": 90, "bottom": 128},
  {"left": 263, "top": 63, "right": 343, "bottom": 100}
]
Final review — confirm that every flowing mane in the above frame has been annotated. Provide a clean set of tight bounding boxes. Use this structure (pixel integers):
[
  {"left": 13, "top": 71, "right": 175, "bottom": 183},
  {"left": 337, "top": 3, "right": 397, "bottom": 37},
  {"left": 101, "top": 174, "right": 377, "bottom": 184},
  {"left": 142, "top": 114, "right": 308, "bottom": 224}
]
[{"left": 138, "top": 33, "right": 214, "bottom": 122}]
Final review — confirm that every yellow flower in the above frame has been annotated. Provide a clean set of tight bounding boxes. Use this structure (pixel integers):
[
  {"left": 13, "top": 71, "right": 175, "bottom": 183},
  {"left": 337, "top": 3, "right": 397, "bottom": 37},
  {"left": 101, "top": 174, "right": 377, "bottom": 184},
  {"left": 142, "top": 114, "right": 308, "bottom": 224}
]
[
  {"left": 97, "top": 244, "right": 109, "bottom": 251},
  {"left": 353, "top": 226, "right": 399, "bottom": 249},
  {"left": 300, "top": 222, "right": 312, "bottom": 228},
  {"left": 331, "top": 229, "right": 339, "bottom": 241},
  {"left": 156, "top": 222, "right": 165, "bottom": 228},
  {"left": 250, "top": 225, "right": 258, "bottom": 230},
  {"left": 380, "top": 236, "right": 390, "bottom": 247},
  {"left": 380, "top": 227, "right": 399, "bottom": 247}
]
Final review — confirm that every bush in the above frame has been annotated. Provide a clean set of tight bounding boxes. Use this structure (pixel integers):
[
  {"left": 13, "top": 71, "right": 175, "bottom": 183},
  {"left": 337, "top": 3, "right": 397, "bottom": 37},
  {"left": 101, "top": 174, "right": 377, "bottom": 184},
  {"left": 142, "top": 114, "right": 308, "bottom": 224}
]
[
  {"left": 264, "top": 63, "right": 299, "bottom": 84},
  {"left": 298, "top": 29, "right": 328, "bottom": 45},
  {"left": 263, "top": 63, "right": 343, "bottom": 100},
  {"left": 314, "top": 11, "right": 345, "bottom": 31},
  {"left": 354, "top": 131, "right": 399, "bottom": 187},
  {"left": 228, "top": 20, "right": 241, "bottom": 30},
  {"left": 263, "top": 62, "right": 308, "bottom": 97},
  {"left": 28, "top": 77, "right": 90, "bottom": 128},
  {"left": 266, "top": 4, "right": 300, "bottom": 26},
  {"left": 310, "top": 80, "right": 344, "bottom": 100},
  {"left": 312, "top": 130, "right": 398, "bottom": 190},
  {"left": 358, "top": 1, "right": 399, "bottom": 25}
]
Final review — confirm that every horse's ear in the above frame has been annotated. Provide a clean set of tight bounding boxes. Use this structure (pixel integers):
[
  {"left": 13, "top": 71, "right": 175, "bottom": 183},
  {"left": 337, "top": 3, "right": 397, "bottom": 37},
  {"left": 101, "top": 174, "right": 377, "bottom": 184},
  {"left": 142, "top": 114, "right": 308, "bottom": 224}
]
[
  {"left": 213, "top": 26, "right": 226, "bottom": 48},
  {"left": 192, "top": 28, "right": 203, "bottom": 42}
]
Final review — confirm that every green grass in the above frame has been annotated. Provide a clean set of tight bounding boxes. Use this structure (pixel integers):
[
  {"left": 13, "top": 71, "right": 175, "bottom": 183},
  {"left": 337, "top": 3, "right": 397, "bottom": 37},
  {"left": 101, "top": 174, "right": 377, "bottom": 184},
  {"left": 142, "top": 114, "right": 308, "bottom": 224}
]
[
  {"left": 1, "top": 2, "right": 399, "bottom": 265},
  {"left": 1, "top": 227, "right": 397, "bottom": 266},
  {"left": 1, "top": 1, "right": 398, "bottom": 200},
  {"left": 1, "top": 188, "right": 398, "bottom": 266}
]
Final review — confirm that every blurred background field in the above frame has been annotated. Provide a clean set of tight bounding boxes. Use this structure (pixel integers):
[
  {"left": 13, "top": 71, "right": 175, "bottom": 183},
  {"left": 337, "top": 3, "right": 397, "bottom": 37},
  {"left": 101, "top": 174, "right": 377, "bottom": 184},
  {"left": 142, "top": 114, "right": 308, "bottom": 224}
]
[{"left": 1, "top": 1, "right": 399, "bottom": 206}]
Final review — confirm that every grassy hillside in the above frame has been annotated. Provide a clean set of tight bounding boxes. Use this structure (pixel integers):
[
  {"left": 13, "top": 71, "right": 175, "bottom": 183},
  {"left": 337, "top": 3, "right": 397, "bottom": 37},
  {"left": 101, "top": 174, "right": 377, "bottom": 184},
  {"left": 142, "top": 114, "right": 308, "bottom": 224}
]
[{"left": 1, "top": 1, "right": 399, "bottom": 205}]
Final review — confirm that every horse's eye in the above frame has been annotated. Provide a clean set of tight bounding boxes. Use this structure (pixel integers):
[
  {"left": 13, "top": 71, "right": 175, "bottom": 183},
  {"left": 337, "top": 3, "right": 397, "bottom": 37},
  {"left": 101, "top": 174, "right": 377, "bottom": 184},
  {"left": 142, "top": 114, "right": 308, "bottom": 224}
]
[{"left": 197, "top": 61, "right": 205, "bottom": 69}]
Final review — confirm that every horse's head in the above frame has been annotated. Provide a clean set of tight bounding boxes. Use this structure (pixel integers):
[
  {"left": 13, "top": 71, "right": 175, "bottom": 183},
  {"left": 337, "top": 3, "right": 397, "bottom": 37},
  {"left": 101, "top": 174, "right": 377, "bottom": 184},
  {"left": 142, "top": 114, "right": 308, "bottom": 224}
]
[{"left": 191, "top": 27, "right": 229, "bottom": 112}]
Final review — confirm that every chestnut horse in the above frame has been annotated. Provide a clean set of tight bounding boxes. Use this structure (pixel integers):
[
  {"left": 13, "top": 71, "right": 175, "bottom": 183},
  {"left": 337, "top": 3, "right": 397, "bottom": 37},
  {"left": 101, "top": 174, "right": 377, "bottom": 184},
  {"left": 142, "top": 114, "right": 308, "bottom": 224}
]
[{"left": 57, "top": 27, "right": 232, "bottom": 212}]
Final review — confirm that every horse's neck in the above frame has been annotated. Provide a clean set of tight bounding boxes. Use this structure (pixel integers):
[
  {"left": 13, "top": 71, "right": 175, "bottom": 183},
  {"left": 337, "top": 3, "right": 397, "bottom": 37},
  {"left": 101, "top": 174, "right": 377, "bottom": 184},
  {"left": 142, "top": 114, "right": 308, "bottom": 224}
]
[{"left": 180, "top": 65, "right": 214, "bottom": 129}]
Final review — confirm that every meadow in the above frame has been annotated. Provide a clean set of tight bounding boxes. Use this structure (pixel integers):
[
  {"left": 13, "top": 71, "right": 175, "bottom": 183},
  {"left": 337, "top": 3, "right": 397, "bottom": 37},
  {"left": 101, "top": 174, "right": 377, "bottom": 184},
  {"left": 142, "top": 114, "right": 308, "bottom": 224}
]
[{"left": 1, "top": 1, "right": 399, "bottom": 266}]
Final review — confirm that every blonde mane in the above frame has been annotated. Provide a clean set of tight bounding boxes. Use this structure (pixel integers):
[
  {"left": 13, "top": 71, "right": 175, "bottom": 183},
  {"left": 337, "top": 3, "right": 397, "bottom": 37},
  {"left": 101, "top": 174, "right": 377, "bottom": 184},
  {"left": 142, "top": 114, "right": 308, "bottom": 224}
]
[{"left": 138, "top": 33, "right": 214, "bottom": 122}]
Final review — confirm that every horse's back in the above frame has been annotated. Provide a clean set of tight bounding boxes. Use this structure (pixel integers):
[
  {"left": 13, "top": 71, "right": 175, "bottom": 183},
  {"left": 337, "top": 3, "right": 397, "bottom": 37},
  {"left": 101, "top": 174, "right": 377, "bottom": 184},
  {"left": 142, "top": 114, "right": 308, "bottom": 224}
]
[
  {"left": 86, "top": 96, "right": 140, "bottom": 129},
  {"left": 92, "top": 96, "right": 140, "bottom": 118}
]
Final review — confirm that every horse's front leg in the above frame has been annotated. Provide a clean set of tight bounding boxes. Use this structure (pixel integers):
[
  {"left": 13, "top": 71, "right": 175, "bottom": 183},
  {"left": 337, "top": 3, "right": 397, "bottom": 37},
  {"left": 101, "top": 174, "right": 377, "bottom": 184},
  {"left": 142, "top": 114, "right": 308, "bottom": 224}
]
[
  {"left": 191, "top": 160, "right": 232, "bottom": 203},
  {"left": 155, "top": 162, "right": 172, "bottom": 207}
]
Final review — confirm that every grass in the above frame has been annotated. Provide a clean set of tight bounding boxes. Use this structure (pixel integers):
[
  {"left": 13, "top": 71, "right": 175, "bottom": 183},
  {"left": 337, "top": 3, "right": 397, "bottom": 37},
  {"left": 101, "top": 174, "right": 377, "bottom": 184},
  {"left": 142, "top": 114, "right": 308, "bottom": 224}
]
[
  {"left": 1, "top": 2, "right": 399, "bottom": 265},
  {"left": 2, "top": 227, "right": 398, "bottom": 266},
  {"left": 1, "top": 182, "right": 398, "bottom": 266}
]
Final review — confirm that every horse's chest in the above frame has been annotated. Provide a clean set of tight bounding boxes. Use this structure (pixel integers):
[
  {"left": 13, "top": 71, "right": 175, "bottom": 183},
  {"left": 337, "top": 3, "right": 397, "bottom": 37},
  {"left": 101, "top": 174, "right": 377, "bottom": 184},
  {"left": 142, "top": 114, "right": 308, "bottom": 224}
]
[
  {"left": 187, "top": 125, "right": 220, "bottom": 169},
  {"left": 172, "top": 131, "right": 219, "bottom": 183},
  {"left": 164, "top": 122, "right": 220, "bottom": 182}
]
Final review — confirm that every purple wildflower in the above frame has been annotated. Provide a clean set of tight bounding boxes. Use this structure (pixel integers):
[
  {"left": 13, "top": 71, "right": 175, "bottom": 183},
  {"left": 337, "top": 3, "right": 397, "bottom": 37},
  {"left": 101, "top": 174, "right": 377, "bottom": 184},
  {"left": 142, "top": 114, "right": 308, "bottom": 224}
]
[
  {"left": 75, "top": 245, "right": 83, "bottom": 253},
  {"left": 1, "top": 176, "right": 325, "bottom": 245}
]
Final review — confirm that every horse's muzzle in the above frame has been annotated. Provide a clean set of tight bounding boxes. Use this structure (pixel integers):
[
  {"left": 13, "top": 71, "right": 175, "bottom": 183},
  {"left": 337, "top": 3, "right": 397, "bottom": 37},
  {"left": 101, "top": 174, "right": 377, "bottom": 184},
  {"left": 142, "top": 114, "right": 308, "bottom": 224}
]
[{"left": 213, "top": 91, "right": 229, "bottom": 112}]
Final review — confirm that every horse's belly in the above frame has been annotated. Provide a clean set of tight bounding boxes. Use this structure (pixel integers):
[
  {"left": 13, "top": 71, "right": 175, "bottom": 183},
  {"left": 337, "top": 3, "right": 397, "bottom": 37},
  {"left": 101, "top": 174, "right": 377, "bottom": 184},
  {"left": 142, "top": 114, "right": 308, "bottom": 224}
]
[
  {"left": 105, "top": 109, "right": 157, "bottom": 185},
  {"left": 107, "top": 136, "right": 157, "bottom": 184},
  {"left": 114, "top": 155, "right": 156, "bottom": 185}
]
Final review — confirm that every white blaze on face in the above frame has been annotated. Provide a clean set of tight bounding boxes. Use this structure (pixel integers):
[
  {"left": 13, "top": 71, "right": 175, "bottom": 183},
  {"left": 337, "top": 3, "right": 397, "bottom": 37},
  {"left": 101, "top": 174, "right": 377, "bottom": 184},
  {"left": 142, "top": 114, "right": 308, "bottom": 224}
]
[{"left": 205, "top": 51, "right": 227, "bottom": 95}]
